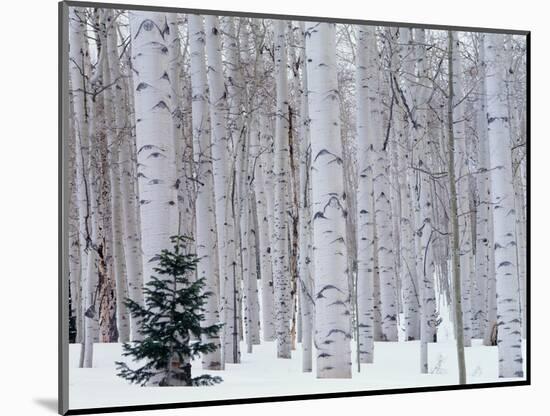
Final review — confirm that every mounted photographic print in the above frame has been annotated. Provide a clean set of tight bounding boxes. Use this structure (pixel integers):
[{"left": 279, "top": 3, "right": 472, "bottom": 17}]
[{"left": 59, "top": 1, "right": 530, "bottom": 414}]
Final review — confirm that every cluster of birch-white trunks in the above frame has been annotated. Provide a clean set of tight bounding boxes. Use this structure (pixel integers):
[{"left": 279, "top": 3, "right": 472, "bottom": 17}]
[{"left": 67, "top": 7, "right": 527, "bottom": 382}]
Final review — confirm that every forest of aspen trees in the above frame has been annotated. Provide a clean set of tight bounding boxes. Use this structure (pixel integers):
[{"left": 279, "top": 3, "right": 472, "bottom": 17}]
[{"left": 66, "top": 5, "right": 527, "bottom": 399}]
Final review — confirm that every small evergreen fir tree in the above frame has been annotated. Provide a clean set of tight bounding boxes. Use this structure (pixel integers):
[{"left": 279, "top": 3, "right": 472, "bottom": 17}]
[{"left": 116, "top": 235, "right": 223, "bottom": 387}]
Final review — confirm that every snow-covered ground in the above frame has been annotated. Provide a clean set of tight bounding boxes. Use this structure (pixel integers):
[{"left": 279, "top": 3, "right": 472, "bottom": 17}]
[
  {"left": 69, "top": 291, "right": 526, "bottom": 410},
  {"left": 69, "top": 336, "right": 526, "bottom": 410}
]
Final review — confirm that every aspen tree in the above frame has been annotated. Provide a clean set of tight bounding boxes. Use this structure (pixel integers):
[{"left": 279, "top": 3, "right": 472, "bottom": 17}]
[
  {"left": 273, "top": 20, "right": 292, "bottom": 359},
  {"left": 188, "top": 14, "right": 223, "bottom": 370},
  {"left": 297, "top": 20, "right": 314, "bottom": 372},
  {"left": 205, "top": 15, "right": 240, "bottom": 364},
  {"left": 374, "top": 30, "right": 398, "bottom": 342},
  {"left": 355, "top": 25, "right": 377, "bottom": 364},
  {"left": 305, "top": 22, "right": 352, "bottom": 378},
  {"left": 485, "top": 33, "right": 524, "bottom": 378},
  {"left": 447, "top": 31, "right": 467, "bottom": 385},
  {"left": 129, "top": 10, "right": 179, "bottom": 382}
]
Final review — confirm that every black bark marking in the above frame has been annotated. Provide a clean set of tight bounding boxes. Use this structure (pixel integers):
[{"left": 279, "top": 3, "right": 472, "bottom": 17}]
[
  {"left": 330, "top": 236, "right": 345, "bottom": 245},
  {"left": 328, "top": 300, "right": 346, "bottom": 307},
  {"left": 326, "top": 328, "right": 350, "bottom": 338},
  {"left": 138, "top": 144, "right": 161, "bottom": 154},
  {"left": 313, "top": 211, "right": 328, "bottom": 220},
  {"left": 133, "top": 18, "right": 169, "bottom": 41},
  {"left": 314, "top": 148, "right": 343, "bottom": 165},
  {"left": 316, "top": 284, "right": 344, "bottom": 299},
  {"left": 152, "top": 100, "right": 170, "bottom": 111},
  {"left": 136, "top": 82, "right": 150, "bottom": 91},
  {"left": 487, "top": 116, "right": 509, "bottom": 124}
]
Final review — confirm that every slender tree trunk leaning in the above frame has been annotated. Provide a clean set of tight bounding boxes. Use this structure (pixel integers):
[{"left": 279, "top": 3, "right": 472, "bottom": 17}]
[
  {"left": 447, "top": 31, "right": 467, "bottom": 385},
  {"left": 83, "top": 87, "right": 103, "bottom": 365},
  {"left": 414, "top": 28, "right": 438, "bottom": 374},
  {"left": 450, "top": 35, "right": 473, "bottom": 347}
]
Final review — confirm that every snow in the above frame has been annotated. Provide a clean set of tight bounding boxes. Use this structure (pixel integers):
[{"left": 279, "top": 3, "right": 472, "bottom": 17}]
[
  {"left": 69, "top": 288, "right": 526, "bottom": 410},
  {"left": 68, "top": 284, "right": 526, "bottom": 410},
  {"left": 69, "top": 335, "right": 526, "bottom": 410}
]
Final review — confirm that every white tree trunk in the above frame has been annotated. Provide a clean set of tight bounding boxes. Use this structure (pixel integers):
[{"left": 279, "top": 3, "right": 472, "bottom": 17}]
[
  {"left": 272, "top": 20, "right": 292, "bottom": 359},
  {"left": 305, "top": 22, "right": 351, "bottom": 379},
  {"left": 253, "top": 119, "right": 276, "bottom": 341},
  {"left": 68, "top": 98, "right": 83, "bottom": 345},
  {"left": 485, "top": 33, "right": 524, "bottom": 378},
  {"left": 84, "top": 84, "right": 105, "bottom": 363},
  {"left": 239, "top": 117, "right": 255, "bottom": 354},
  {"left": 129, "top": 11, "right": 179, "bottom": 381},
  {"left": 167, "top": 14, "right": 192, "bottom": 240},
  {"left": 258, "top": 96, "right": 277, "bottom": 342},
  {"left": 222, "top": 19, "right": 246, "bottom": 347},
  {"left": 118, "top": 71, "right": 145, "bottom": 342},
  {"left": 396, "top": 28, "right": 420, "bottom": 342},
  {"left": 101, "top": 9, "right": 130, "bottom": 342},
  {"left": 129, "top": 9, "right": 178, "bottom": 278},
  {"left": 69, "top": 7, "right": 88, "bottom": 349},
  {"left": 355, "top": 25, "right": 377, "bottom": 364},
  {"left": 447, "top": 31, "right": 467, "bottom": 385},
  {"left": 297, "top": 21, "right": 314, "bottom": 372},
  {"left": 69, "top": 7, "right": 99, "bottom": 367},
  {"left": 204, "top": 15, "right": 240, "bottom": 364},
  {"left": 188, "top": 14, "right": 223, "bottom": 370},
  {"left": 474, "top": 33, "right": 491, "bottom": 340},
  {"left": 414, "top": 28, "right": 438, "bottom": 373},
  {"left": 246, "top": 190, "right": 261, "bottom": 347},
  {"left": 90, "top": 8, "right": 118, "bottom": 344},
  {"left": 450, "top": 36, "right": 473, "bottom": 347},
  {"left": 513, "top": 172, "right": 527, "bottom": 339},
  {"left": 374, "top": 32, "right": 398, "bottom": 343}
]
